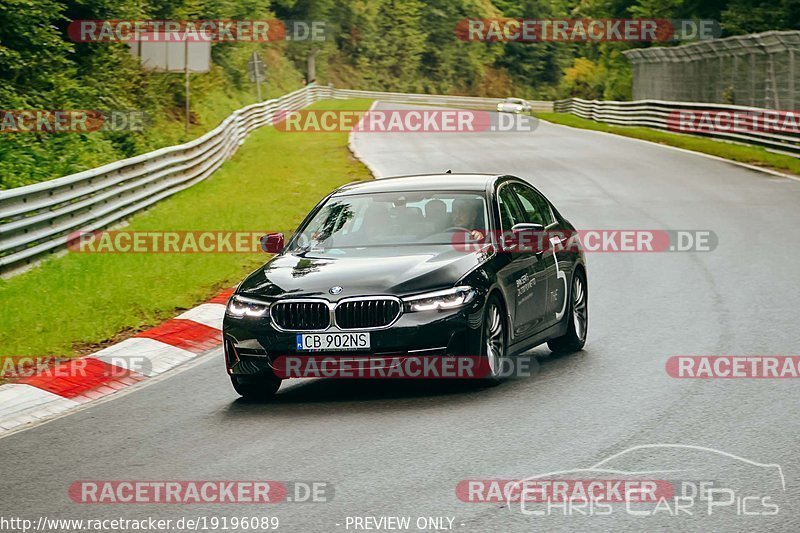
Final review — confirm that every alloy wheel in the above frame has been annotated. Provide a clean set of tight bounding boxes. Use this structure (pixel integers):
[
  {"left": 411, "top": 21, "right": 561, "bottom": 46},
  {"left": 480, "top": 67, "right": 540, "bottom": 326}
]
[
  {"left": 572, "top": 275, "right": 587, "bottom": 342},
  {"left": 485, "top": 303, "right": 504, "bottom": 377}
]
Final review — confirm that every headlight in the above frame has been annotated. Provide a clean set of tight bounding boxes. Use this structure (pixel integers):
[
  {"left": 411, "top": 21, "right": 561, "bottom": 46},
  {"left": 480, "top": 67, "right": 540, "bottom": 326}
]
[
  {"left": 403, "top": 286, "right": 477, "bottom": 312},
  {"left": 226, "top": 295, "right": 270, "bottom": 317}
]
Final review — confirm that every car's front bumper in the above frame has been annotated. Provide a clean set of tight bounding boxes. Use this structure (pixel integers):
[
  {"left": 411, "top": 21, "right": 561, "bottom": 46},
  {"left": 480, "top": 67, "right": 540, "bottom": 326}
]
[{"left": 223, "top": 300, "right": 486, "bottom": 378}]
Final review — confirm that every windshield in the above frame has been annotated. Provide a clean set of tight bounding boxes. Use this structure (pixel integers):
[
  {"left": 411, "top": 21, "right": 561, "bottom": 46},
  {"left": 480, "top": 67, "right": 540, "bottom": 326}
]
[{"left": 288, "top": 191, "right": 488, "bottom": 251}]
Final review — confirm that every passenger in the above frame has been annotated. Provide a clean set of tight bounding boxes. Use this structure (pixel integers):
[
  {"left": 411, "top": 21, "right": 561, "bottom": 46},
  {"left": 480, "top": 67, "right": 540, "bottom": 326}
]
[{"left": 424, "top": 199, "right": 448, "bottom": 232}]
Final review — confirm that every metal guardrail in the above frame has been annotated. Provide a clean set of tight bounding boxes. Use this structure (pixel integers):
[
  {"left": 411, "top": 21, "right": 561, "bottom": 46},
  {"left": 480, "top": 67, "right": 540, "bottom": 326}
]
[
  {"left": 0, "top": 85, "right": 323, "bottom": 277},
  {"left": 0, "top": 86, "right": 551, "bottom": 277},
  {"left": 554, "top": 98, "right": 800, "bottom": 156}
]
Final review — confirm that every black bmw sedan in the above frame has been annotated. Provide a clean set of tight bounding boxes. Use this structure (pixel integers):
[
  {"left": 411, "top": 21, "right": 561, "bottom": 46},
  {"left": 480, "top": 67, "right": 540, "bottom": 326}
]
[{"left": 223, "top": 173, "right": 587, "bottom": 398}]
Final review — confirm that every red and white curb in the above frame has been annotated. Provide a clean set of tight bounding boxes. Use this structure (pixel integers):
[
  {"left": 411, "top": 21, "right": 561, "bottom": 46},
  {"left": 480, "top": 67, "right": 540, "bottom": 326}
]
[{"left": 0, "top": 288, "right": 233, "bottom": 435}]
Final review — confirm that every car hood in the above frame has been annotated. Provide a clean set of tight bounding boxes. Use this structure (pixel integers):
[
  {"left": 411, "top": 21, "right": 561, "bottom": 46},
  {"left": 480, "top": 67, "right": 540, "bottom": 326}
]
[{"left": 237, "top": 245, "right": 490, "bottom": 300}]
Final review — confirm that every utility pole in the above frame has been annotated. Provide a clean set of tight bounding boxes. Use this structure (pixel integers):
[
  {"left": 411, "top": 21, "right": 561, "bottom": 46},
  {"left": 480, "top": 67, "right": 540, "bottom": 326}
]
[
  {"left": 307, "top": 48, "right": 320, "bottom": 84},
  {"left": 248, "top": 52, "right": 266, "bottom": 101},
  {"left": 184, "top": 37, "right": 190, "bottom": 135},
  {"left": 253, "top": 51, "right": 262, "bottom": 101}
]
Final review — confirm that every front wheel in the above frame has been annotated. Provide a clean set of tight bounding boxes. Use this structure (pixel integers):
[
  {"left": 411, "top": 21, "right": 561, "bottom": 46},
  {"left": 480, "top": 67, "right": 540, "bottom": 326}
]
[
  {"left": 231, "top": 372, "right": 282, "bottom": 400},
  {"left": 480, "top": 296, "right": 507, "bottom": 384},
  {"left": 547, "top": 270, "right": 588, "bottom": 354}
]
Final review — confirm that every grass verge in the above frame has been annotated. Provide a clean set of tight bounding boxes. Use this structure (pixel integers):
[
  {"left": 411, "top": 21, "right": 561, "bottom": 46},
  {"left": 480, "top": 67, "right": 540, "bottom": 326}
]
[
  {"left": 536, "top": 112, "right": 800, "bottom": 176},
  {"left": 0, "top": 98, "right": 374, "bottom": 362}
]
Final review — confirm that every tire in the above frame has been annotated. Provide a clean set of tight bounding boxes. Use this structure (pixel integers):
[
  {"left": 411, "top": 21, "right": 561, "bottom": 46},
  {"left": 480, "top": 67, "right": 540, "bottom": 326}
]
[
  {"left": 547, "top": 269, "right": 588, "bottom": 354},
  {"left": 480, "top": 295, "right": 507, "bottom": 385},
  {"left": 231, "top": 372, "right": 282, "bottom": 400}
]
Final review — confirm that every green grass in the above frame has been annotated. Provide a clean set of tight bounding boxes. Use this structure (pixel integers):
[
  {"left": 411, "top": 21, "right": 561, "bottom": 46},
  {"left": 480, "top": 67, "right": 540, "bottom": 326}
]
[
  {"left": 536, "top": 112, "right": 800, "bottom": 176},
  {"left": 0, "top": 99, "right": 374, "bottom": 361}
]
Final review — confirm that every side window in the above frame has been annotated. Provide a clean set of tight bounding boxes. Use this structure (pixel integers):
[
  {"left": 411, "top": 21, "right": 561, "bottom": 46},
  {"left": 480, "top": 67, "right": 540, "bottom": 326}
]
[
  {"left": 497, "top": 185, "right": 525, "bottom": 231},
  {"left": 511, "top": 184, "right": 555, "bottom": 226}
]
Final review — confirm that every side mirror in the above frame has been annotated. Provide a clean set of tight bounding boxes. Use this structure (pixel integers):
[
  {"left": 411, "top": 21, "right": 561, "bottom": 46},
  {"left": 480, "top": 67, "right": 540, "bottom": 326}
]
[
  {"left": 512, "top": 223, "right": 544, "bottom": 232},
  {"left": 508, "top": 223, "right": 545, "bottom": 253},
  {"left": 260, "top": 232, "right": 285, "bottom": 254}
]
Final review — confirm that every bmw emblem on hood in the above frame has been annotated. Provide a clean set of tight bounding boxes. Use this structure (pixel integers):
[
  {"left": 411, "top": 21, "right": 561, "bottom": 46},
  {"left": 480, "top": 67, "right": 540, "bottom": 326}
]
[{"left": 329, "top": 286, "right": 343, "bottom": 295}]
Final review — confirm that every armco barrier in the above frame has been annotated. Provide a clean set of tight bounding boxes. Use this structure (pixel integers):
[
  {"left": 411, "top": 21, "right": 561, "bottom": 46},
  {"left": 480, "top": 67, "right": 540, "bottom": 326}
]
[
  {"left": 0, "top": 87, "right": 550, "bottom": 277},
  {"left": 554, "top": 98, "right": 800, "bottom": 156},
  {"left": 0, "top": 86, "right": 321, "bottom": 277}
]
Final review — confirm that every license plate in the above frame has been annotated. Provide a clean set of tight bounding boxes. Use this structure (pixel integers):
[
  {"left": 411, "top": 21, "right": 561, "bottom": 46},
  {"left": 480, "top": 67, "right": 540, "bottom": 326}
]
[{"left": 296, "top": 332, "right": 371, "bottom": 351}]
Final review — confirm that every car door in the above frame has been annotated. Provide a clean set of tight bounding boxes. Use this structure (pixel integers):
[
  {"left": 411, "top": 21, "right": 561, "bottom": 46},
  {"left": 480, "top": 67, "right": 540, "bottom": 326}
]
[
  {"left": 495, "top": 183, "right": 549, "bottom": 343},
  {"left": 510, "top": 182, "right": 566, "bottom": 329}
]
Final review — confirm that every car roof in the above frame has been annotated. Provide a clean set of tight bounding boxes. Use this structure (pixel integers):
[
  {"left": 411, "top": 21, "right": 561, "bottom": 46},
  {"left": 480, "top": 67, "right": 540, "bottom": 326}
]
[{"left": 334, "top": 173, "right": 501, "bottom": 195}]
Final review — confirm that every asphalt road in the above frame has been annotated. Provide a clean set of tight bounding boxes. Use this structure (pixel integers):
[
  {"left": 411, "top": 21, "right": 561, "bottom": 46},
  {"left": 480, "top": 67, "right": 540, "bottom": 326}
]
[{"left": 1, "top": 101, "right": 799, "bottom": 532}]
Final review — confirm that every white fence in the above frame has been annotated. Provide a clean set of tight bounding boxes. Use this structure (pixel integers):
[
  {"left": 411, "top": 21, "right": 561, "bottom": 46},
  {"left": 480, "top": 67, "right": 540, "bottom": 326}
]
[
  {"left": 554, "top": 97, "right": 800, "bottom": 156},
  {"left": 0, "top": 86, "right": 551, "bottom": 276}
]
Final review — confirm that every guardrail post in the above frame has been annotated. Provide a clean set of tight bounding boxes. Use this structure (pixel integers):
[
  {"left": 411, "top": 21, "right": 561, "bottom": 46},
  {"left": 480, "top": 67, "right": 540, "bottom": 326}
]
[{"left": 233, "top": 111, "right": 246, "bottom": 148}]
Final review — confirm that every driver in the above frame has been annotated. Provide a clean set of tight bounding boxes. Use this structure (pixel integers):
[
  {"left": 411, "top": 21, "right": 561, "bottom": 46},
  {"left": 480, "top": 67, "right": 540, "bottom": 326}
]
[{"left": 451, "top": 199, "right": 485, "bottom": 241}]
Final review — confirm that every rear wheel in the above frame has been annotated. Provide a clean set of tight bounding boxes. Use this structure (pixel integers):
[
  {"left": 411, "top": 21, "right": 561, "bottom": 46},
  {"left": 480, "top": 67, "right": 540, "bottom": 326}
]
[
  {"left": 547, "top": 270, "right": 588, "bottom": 354},
  {"left": 231, "top": 372, "right": 281, "bottom": 400}
]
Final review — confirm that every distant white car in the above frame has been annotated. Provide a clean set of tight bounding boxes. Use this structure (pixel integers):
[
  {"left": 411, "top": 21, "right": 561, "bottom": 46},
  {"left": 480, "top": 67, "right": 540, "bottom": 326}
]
[{"left": 496, "top": 97, "right": 532, "bottom": 114}]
